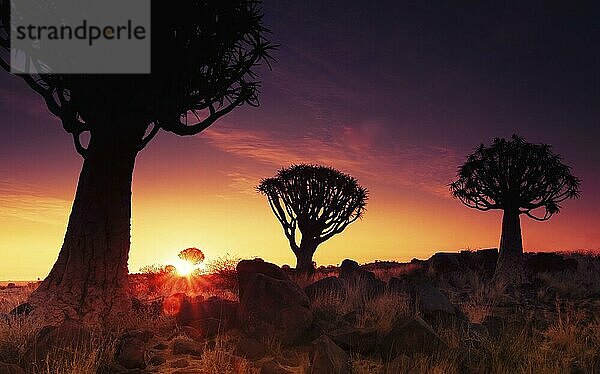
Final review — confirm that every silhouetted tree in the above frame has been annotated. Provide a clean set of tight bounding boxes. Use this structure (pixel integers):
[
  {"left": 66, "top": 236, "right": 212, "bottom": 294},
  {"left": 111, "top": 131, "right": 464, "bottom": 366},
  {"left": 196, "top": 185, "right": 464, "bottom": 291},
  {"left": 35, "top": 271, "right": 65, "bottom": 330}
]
[
  {"left": 450, "top": 135, "right": 580, "bottom": 285},
  {"left": 178, "top": 247, "right": 205, "bottom": 266},
  {"left": 0, "top": 0, "right": 273, "bottom": 325},
  {"left": 258, "top": 165, "right": 368, "bottom": 272}
]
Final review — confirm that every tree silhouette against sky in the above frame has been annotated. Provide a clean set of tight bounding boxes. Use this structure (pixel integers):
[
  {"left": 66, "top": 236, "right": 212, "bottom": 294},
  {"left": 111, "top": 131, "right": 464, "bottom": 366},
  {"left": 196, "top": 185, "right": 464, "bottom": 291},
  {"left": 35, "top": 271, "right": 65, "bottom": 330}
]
[
  {"left": 0, "top": 0, "right": 273, "bottom": 325},
  {"left": 178, "top": 248, "right": 206, "bottom": 266},
  {"left": 258, "top": 165, "right": 368, "bottom": 272},
  {"left": 450, "top": 135, "right": 581, "bottom": 285}
]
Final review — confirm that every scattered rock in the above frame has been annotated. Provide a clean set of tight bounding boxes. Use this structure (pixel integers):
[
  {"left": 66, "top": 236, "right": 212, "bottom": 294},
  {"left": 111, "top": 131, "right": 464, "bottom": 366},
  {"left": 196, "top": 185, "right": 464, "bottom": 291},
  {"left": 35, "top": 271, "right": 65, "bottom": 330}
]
[
  {"left": 308, "top": 335, "right": 350, "bottom": 374},
  {"left": 234, "top": 337, "right": 265, "bottom": 360},
  {"left": 414, "top": 282, "right": 458, "bottom": 321},
  {"left": 259, "top": 359, "right": 294, "bottom": 374},
  {"left": 172, "top": 337, "right": 204, "bottom": 356},
  {"left": 23, "top": 320, "right": 92, "bottom": 368},
  {"left": 327, "top": 325, "right": 377, "bottom": 354},
  {"left": 384, "top": 354, "right": 412, "bottom": 373},
  {"left": 115, "top": 330, "right": 151, "bottom": 369},
  {"left": 237, "top": 259, "right": 290, "bottom": 297},
  {"left": 171, "top": 358, "right": 190, "bottom": 368},
  {"left": 428, "top": 253, "right": 461, "bottom": 274},
  {"left": 180, "top": 325, "right": 202, "bottom": 341},
  {"left": 9, "top": 303, "right": 32, "bottom": 316},
  {"left": 188, "top": 317, "right": 227, "bottom": 338},
  {"left": 175, "top": 295, "right": 239, "bottom": 332},
  {"left": 527, "top": 253, "right": 577, "bottom": 273},
  {"left": 237, "top": 260, "right": 313, "bottom": 345},
  {"left": 6, "top": 283, "right": 16, "bottom": 288},
  {"left": 482, "top": 315, "right": 504, "bottom": 338},
  {"left": 304, "top": 277, "right": 346, "bottom": 300},
  {"left": 148, "top": 355, "right": 166, "bottom": 366},
  {"left": 339, "top": 259, "right": 385, "bottom": 298},
  {"left": 380, "top": 317, "right": 445, "bottom": 360},
  {"left": 0, "top": 362, "right": 25, "bottom": 374}
]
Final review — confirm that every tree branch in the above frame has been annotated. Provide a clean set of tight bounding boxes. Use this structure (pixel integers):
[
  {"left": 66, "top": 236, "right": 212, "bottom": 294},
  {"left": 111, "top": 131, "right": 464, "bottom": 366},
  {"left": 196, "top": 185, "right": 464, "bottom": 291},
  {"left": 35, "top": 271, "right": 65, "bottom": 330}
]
[
  {"left": 161, "top": 96, "right": 245, "bottom": 136},
  {"left": 139, "top": 123, "right": 161, "bottom": 150},
  {"left": 72, "top": 132, "right": 88, "bottom": 158}
]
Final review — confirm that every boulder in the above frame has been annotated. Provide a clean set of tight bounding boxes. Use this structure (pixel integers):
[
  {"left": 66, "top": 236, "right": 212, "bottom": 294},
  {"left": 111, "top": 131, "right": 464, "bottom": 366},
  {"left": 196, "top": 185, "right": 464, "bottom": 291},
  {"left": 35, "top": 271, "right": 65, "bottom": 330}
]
[
  {"left": 197, "top": 296, "right": 239, "bottom": 322},
  {"left": 180, "top": 325, "right": 202, "bottom": 341},
  {"left": 237, "top": 260, "right": 312, "bottom": 345},
  {"left": 339, "top": 259, "right": 385, "bottom": 297},
  {"left": 172, "top": 337, "right": 204, "bottom": 356},
  {"left": 234, "top": 337, "right": 265, "bottom": 360},
  {"left": 259, "top": 359, "right": 295, "bottom": 374},
  {"left": 9, "top": 303, "right": 32, "bottom": 316},
  {"left": 414, "top": 282, "right": 457, "bottom": 321},
  {"left": 237, "top": 259, "right": 290, "bottom": 298},
  {"left": 308, "top": 335, "right": 350, "bottom": 374},
  {"left": 527, "top": 253, "right": 577, "bottom": 273},
  {"left": 115, "top": 330, "right": 152, "bottom": 369},
  {"left": 380, "top": 317, "right": 445, "bottom": 360},
  {"left": 163, "top": 293, "right": 188, "bottom": 316},
  {"left": 427, "top": 253, "right": 461, "bottom": 274},
  {"left": 482, "top": 315, "right": 504, "bottom": 338},
  {"left": 23, "top": 320, "right": 92, "bottom": 368},
  {"left": 0, "top": 362, "right": 25, "bottom": 374},
  {"left": 327, "top": 326, "right": 377, "bottom": 354},
  {"left": 304, "top": 277, "right": 346, "bottom": 300},
  {"left": 148, "top": 354, "right": 166, "bottom": 366},
  {"left": 171, "top": 358, "right": 190, "bottom": 368},
  {"left": 188, "top": 317, "right": 228, "bottom": 338},
  {"left": 174, "top": 295, "right": 239, "bottom": 336}
]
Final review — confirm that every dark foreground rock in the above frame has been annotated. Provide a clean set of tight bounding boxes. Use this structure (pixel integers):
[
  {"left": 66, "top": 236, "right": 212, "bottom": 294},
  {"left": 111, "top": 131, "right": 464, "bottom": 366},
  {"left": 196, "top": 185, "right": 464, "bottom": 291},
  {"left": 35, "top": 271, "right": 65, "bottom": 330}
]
[
  {"left": 115, "top": 330, "right": 153, "bottom": 369},
  {"left": 237, "top": 260, "right": 313, "bottom": 345},
  {"left": 308, "top": 335, "right": 351, "bottom": 374},
  {"left": 327, "top": 325, "right": 377, "bottom": 354},
  {"left": 339, "top": 259, "right": 385, "bottom": 297},
  {"left": 304, "top": 276, "right": 346, "bottom": 300},
  {"left": 380, "top": 316, "right": 445, "bottom": 360},
  {"left": 0, "top": 362, "right": 25, "bottom": 374},
  {"left": 23, "top": 320, "right": 93, "bottom": 369},
  {"left": 234, "top": 337, "right": 265, "bottom": 360},
  {"left": 527, "top": 253, "right": 577, "bottom": 273}
]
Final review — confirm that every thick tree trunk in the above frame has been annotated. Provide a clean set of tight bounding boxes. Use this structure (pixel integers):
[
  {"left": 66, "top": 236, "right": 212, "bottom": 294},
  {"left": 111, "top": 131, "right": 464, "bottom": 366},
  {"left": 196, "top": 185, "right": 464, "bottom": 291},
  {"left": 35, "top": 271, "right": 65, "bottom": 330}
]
[
  {"left": 28, "top": 126, "right": 144, "bottom": 327},
  {"left": 493, "top": 209, "right": 525, "bottom": 287},
  {"left": 294, "top": 238, "right": 318, "bottom": 273}
]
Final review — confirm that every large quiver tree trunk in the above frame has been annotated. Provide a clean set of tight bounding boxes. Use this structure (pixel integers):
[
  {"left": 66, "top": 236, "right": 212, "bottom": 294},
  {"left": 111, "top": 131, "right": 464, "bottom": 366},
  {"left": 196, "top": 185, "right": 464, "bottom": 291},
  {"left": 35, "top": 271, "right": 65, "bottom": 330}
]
[
  {"left": 493, "top": 209, "right": 525, "bottom": 288},
  {"left": 28, "top": 125, "right": 145, "bottom": 327},
  {"left": 294, "top": 237, "right": 318, "bottom": 273}
]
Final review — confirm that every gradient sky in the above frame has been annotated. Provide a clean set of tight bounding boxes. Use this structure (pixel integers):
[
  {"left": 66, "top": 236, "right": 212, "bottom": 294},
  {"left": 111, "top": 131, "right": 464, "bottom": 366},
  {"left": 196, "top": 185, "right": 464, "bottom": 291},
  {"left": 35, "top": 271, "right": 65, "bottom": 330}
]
[{"left": 1, "top": 1, "right": 599, "bottom": 280}]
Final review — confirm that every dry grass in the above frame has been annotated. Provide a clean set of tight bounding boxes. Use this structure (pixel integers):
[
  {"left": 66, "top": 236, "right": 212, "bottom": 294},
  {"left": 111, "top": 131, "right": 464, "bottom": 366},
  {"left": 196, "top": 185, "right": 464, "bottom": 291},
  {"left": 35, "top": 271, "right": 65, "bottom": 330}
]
[{"left": 3, "top": 253, "right": 600, "bottom": 373}]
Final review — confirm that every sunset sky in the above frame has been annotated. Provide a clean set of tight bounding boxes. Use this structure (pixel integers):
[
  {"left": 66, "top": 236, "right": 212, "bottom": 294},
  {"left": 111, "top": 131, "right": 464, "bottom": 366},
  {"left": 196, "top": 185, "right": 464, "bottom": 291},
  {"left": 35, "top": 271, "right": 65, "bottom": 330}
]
[{"left": 1, "top": 1, "right": 599, "bottom": 280}]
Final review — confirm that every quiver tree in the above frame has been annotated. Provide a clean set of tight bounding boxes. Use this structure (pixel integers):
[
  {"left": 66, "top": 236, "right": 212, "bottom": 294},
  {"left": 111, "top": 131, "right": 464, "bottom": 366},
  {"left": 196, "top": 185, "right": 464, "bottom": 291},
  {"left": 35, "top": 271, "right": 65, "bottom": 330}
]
[
  {"left": 0, "top": 0, "right": 273, "bottom": 326},
  {"left": 178, "top": 247, "right": 205, "bottom": 266},
  {"left": 258, "top": 165, "right": 368, "bottom": 272},
  {"left": 450, "top": 135, "right": 580, "bottom": 286}
]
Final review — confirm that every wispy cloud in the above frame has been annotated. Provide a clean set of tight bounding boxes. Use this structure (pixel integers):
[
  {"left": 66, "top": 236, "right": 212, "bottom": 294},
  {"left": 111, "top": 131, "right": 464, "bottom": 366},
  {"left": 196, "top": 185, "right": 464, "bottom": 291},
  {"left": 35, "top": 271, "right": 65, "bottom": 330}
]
[
  {"left": 201, "top": 124, "right": 460, "bottom": 197},
  {"left": 0, "top": 179, "right": 70, "bottom": 225}
]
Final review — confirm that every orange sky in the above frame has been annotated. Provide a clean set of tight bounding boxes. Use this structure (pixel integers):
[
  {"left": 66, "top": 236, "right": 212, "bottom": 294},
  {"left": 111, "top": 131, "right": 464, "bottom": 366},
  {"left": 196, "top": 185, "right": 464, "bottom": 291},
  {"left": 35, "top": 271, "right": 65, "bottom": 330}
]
[
  {"left": 1, "top": 1, "right": 600, "bottom": 280},
  {"left": 1, "top": 120, "right": 597, "bottom": 281}
]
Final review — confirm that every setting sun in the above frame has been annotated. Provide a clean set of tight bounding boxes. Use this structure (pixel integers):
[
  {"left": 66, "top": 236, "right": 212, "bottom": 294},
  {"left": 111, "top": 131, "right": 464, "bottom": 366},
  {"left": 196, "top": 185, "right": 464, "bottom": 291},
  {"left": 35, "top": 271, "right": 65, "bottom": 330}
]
[{"left": 173, "top": 258, "right": 205, "bottom": 277}]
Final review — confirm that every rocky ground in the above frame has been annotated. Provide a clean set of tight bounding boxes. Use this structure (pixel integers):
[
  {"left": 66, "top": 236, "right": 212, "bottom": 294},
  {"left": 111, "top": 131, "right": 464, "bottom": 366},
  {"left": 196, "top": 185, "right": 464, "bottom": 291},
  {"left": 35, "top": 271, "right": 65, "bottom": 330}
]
[{"left": 1, "top": 250, "right": 600, "bottom": 373}]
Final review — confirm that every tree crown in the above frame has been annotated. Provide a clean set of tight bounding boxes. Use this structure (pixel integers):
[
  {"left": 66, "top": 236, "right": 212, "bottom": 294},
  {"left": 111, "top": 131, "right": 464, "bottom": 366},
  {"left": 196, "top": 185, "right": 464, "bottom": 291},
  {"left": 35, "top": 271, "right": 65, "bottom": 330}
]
[
  {"left": 178, "top": 247, "right": 205, "bottom": 266},
  {"left": 258, "top": 164, "right": 368, "bottom": 249},
  {"left": 450, "top": 135, "right": 581, "bottom": 220},
  {"left": 0, "top": 0, "right": 274, "bottom": 153}
]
